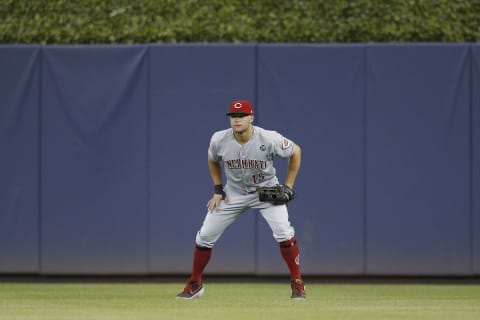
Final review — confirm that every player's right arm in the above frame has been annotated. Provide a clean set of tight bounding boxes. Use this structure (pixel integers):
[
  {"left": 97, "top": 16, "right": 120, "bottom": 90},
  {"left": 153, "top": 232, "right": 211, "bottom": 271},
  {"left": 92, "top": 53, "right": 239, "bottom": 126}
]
[
  {"left": 207, "top": 157, "right": 224, "bottom": 212},
  {"left": 208, "top": 157, "right": 222, "bottom": 185}
]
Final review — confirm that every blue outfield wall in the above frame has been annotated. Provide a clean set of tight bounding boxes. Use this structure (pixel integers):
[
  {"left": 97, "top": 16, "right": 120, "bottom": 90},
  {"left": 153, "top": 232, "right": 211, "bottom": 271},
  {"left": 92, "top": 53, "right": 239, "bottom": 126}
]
[
  {"left": 0, "top": 43, "right": 479, "bottom": 276},
  {"left": 365, "top": 45, "right": 471, "bottom": 275},
  {"left": 0, "top": 47, "right": 40, "bottom": 273}
]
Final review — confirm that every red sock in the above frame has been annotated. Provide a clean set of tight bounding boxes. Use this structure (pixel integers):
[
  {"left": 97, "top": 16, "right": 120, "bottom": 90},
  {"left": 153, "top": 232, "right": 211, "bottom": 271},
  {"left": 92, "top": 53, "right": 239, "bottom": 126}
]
[
  {"left": 279, "top": 237, "right": 302, "bottom": 281},
  {"left": 190, "top": 245, "right": 212, "bottom": 284}
]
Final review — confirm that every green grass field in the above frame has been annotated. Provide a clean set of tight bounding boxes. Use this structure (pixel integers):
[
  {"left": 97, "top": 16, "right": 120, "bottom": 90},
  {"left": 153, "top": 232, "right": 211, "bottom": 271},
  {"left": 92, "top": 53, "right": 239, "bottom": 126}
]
[{"left": 1, "top": 281, "right": 480, "bottom": 320}]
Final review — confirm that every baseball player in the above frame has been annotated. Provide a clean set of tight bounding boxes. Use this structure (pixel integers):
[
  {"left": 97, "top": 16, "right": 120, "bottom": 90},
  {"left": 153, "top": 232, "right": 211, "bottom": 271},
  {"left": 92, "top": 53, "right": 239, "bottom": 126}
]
[{"left": 176, "top": 100, "right": 306, "bottom": 300}]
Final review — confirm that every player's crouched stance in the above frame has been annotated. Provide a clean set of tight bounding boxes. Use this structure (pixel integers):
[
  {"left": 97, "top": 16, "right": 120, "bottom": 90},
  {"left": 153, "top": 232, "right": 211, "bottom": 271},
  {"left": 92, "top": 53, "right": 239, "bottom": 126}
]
[{"left": 176, "top": 100, "right": 306, "bottom": 300}]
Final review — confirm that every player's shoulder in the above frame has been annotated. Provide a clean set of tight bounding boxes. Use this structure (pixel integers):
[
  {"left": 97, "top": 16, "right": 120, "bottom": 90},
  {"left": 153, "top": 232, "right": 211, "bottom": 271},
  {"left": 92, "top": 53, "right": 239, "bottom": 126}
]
[
  {"left": 253, "top": 126, "right": 283, "bottom": 139},
  {"left": 210, "top": 128, "right": 234, "bottom": 143}
]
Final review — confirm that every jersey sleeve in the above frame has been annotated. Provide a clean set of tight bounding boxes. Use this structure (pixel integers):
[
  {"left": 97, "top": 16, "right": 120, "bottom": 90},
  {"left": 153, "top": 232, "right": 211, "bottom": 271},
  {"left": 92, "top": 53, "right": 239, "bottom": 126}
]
[
  {"left": 271, "top": 131, "right": 295, "bottom": 159},
  {"left": 208, "top": 133, "right": 221, "bottom": 162}
]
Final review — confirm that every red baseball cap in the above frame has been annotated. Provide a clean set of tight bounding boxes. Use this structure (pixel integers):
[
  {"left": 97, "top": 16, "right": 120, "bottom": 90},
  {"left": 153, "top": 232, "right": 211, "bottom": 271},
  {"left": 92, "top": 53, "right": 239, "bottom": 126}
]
[{"left": 227, "top": 100, "right": 254, "bottom": 116}]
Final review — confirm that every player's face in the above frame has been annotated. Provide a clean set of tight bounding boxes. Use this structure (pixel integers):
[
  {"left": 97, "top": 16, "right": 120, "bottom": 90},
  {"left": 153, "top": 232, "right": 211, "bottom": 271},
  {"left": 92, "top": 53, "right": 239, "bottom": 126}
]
[{"left": 230, "top": 114, "right": 253, "bottom": 134}]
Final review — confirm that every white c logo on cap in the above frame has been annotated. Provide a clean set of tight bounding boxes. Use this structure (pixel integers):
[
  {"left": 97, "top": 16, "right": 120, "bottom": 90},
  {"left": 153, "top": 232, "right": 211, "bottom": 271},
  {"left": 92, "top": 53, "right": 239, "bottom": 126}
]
[{"left": 234, "top": 103, "right": 243, "bottom": 109}]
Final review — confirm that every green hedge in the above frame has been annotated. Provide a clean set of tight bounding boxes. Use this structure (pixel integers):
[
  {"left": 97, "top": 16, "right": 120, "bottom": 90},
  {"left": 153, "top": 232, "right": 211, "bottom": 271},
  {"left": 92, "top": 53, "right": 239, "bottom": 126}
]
[{"left": 1, "top": 0, "right": 479, "bottom": 44}]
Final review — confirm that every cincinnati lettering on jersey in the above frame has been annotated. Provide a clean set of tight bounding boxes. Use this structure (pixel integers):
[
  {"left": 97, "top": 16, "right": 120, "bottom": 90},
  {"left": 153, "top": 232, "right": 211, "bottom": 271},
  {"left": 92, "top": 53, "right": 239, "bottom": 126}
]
[{"left": 226, "top": 158, "right": 268, "bottom": 169}]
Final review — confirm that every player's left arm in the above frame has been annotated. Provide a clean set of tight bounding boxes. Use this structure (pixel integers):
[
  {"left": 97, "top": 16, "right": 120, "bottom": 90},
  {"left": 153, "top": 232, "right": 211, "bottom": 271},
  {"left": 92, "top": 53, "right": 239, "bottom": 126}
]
[{"left": 284, "top": 144, "right": 301, "bottom": 189}]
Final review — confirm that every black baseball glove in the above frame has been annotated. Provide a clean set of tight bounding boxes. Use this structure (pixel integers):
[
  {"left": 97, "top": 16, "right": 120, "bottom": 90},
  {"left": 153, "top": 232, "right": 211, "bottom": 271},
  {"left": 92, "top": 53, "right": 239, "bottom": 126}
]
[{"left": 257, "top": 185, "right": 295, "bottom": 205}]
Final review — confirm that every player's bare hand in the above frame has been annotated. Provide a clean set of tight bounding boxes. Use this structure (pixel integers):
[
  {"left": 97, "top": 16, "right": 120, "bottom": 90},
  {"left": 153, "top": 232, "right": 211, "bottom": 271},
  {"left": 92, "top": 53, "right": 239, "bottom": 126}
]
[{"left": 207, "top": 194, "right": 225, "bottom": 212}]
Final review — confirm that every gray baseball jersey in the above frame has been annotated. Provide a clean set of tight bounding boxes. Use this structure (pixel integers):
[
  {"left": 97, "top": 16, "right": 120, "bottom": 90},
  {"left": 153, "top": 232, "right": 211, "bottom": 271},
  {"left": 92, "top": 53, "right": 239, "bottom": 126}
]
[{"left": 208, "top": 125, "right": 295, "bottom": 195}]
